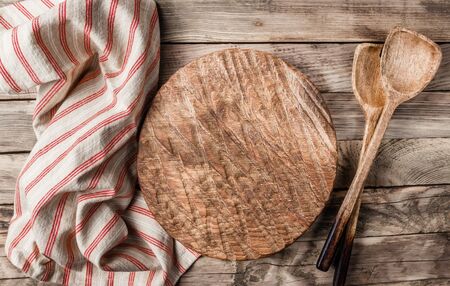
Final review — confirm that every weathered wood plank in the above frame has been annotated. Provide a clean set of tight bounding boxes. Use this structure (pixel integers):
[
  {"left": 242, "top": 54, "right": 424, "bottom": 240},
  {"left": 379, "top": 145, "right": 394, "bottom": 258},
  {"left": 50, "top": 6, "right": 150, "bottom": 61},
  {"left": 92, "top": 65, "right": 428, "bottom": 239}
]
[
  {"left": 367, "top": 279, "right": 450, "bottom": 286},
  {"left": 2, "top": 138, "right": 450, "bottom": 191},
  {"left": 179, "top": 260, "right": 450, "bottom": 285},
  {"left": 152, "top": 0, "right": 450, "bottom": 43},
  {"left": 160, "top": 43, "right": 450, "bottom": 93},
  {"left": 0, "top": 257, "right": 27, "bottom": 279},
  {"left": 0, "top": 231, "right": 447, "bottom": 284},
  {"left": 2, "top": 0, "right": 450, "bottom": 43},
  {"left": 1, "top": 42, "right": 450, "bottom": 101},
  {"left": 2, "top": 92, "right": 450, "bottom": 152},
  {"left": 1, "top": 186, "right": 448, "bottom": 249},
  {"left": 0, "top": 279, "right": 41, "bottom": 286},
  {"left": 0, "top": 101, "right": 35, "bottom": 152},
  {"left": 4, "top": 277, "right": 449, "bottom": 286},
  {"left": 0, "top": 154, "right": 25, "bottom": 205}
]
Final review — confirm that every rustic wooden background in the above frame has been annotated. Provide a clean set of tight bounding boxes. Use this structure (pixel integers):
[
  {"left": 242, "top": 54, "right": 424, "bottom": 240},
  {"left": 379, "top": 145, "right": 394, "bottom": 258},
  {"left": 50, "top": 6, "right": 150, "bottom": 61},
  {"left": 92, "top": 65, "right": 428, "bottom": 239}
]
[{"left": 0, "top": 0, "right": 449, "bottom": 285}]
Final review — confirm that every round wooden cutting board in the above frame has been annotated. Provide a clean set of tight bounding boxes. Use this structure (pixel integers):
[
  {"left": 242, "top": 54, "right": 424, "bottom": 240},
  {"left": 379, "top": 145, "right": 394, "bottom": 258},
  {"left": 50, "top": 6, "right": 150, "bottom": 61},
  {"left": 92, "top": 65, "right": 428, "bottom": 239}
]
[{"left": 137, "top": 48, "right": 337, "bottom": 260}]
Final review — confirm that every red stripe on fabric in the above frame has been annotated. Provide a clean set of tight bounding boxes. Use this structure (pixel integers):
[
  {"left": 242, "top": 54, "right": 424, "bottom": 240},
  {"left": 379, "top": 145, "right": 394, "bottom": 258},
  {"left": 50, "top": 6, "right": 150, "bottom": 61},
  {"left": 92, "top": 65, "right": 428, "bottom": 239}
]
[
  {"left": 41, "top": 261, "right": 52, "bottom": 281},
  {"left": 78, "top": 67, "right": 101, "bottom": 84},
  {"left": 23, "top": 48, "right": 158, "bottom": 194},
  {"left": 128, "top": 272, "right": 136, "bottom": 286},
  {"left": 77, "top": 190, "right": 115, "bottom": 202},
  {"left": 59, "top": 2, "right": 79, "bottom": 65},
  {"left": 22, "top": 245, "right": 39, "bottom": 272},
  {"left": 41, "top": 0, "right": 54, "bottom": 8},
  {"left": 10, "top": 8, "right": 160, "bottom": 254},
  {"left": 32, "top": 18, "right": 66, "bottom": 118},
  {"left": 99, "top": 0, "right": 119, "bottom": 62},
  {"left": 9, "top": 125, "right": 135, "bottom": 257},
  {"left": 176, "top": 261, "right": 186, "bottom": 273},
  {"left": 13, "top": 2, "right": 34, "bottom": 20},
  {"left": 133, "top": 230, "right": 172, "bottom": 255},
  {"left": 121, "top": 243, "right": 155, "bottom": 257},
  {"left": 85, "top": 261, "right": 93, "bottom": 286},
  {"left": 0, "top": 57, "right": 22, "bottom": 92},
  {"left": 146, "top": 271, "right": 155, "bottom": 286},
  {"left": 84, "top": 0, "right": 93, "bottom": 56},
  {"left": 44, "top": 193, "right": 70, "bottom": 256},
  {"left": 84, "top": 214, "right": 120, "bottom": 259},
  {"left": 21, "top": 51, "right": 151, "bottom": 186},
  {"left": 128, "top": 205, "right": 155, "bottom": 219},
  {"left": 63, "top": 203, "right": 102, "bottom": 284},
  {"left": 78, "top": 153, "right": 136, "bottom": 202},
  {"left": 105, "top": 0, "right": 141, "bottom": 78},
  {"left": 163, "top": 271, "right": 173, "bottom": 286},
  {"left": 12, "top": 28, "right": 41, "bottom": 84},
  {"left": 0, "top": 16, "right": 12, "bottom": 29},
  {"left": 87, "top": 149, "right": 114, "bottom": 189},
  {"left": 49, "top": 84, "right": 107, "bottom": 125},
  {"left": 62, "top": 266, "right": 71, "bottom": 286},
  {"left": 135, "top": 226, "right": 186, "bottom": 275},
  {"left": 115, "top": 253, "right": 147, "bottom": 271},
  {"left": 186, "top": 247, "right": 200, "bottom": 258},
  {"left": 108, "top": 270, "right": 114, "bottom": 286},
  {"left": 19, "top": 16, "right": 159, "bottom": 181},
  {"left": 23, "top": 109, "right": 138, "bottom": 195}
]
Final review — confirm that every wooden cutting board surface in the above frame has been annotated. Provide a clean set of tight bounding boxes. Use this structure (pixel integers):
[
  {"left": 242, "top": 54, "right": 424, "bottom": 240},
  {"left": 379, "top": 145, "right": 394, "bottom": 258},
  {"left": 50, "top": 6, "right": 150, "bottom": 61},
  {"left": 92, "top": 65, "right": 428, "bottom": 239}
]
[{"left": 137, "top": 48, "right": 337, "bottom": 260}]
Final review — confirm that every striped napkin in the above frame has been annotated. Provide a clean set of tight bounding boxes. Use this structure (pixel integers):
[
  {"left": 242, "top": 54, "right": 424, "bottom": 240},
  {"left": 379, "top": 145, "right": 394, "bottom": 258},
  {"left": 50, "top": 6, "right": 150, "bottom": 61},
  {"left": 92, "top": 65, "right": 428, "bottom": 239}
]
[{"left": 1, "top": 0, "right": 199, "bottom": 284}]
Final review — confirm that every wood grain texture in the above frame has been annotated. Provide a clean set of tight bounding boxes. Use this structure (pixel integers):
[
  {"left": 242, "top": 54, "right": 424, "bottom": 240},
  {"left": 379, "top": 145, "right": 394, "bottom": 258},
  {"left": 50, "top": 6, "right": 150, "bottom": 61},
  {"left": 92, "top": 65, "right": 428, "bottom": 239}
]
[
  {"left": 159, "top": 43, "right": 450, "bottom": 93},
  {"left": 2, "top": 138, "right": 450, "bottom": 196},
  {"left": 3, "top": 92, "right": 450, "bottom": 152},
  {"left": 0, "top": 185, "right": 448, "bottom": 242},
  {"left": 2, "top": 42, "right": 450, "bottom": 101},
  {"left": 1, "top": 0, "right": 450, "bottom": 43},
  {"left": 153, "top": 0, "right": 450, "bottom": 43},
  {"left": 0, "top": 186, "right": 448, "bottom": 284},
  {"left": 138, "top": 48, "right": 337, "bottom": 260}
]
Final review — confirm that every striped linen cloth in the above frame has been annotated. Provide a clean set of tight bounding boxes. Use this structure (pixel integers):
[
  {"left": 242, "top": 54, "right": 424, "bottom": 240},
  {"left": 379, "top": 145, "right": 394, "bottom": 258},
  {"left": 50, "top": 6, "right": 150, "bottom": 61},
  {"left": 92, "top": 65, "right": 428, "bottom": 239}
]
[{"left": 1, "top": 0, "right": 199, "bottom": 284}]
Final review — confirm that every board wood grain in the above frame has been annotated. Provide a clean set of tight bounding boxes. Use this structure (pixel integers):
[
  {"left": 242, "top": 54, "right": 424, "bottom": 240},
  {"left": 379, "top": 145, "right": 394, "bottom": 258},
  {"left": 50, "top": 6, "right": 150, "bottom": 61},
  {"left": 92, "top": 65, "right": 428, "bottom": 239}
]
[{"left": 138, "top": 48, "right": 337, "bottom": 260}]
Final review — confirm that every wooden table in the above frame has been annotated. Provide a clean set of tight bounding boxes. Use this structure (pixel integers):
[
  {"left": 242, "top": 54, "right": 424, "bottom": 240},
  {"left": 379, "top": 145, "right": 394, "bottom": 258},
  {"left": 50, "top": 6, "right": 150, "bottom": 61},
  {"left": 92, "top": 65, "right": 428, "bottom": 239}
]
[{"left": 0, "top": 1, "right": 449, "bottom": 285}]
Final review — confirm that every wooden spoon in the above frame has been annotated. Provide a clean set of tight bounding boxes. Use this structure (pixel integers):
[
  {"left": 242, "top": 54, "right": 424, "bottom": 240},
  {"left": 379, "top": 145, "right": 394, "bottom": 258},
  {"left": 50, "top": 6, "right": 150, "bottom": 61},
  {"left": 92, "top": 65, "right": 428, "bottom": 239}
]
[
  {"left": 333, "top": 43, "right": 386, "bottom": 286},
  {"left": 317, "top": 27, "right": 442, "bottom": 272}
]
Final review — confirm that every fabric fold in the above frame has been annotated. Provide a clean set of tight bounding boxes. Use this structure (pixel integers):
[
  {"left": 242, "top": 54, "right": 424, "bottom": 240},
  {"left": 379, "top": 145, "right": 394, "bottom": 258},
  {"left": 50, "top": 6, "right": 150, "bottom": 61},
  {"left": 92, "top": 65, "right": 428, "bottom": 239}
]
[{"left": 1, "top": 0, "right": 199, "bottom": 284}]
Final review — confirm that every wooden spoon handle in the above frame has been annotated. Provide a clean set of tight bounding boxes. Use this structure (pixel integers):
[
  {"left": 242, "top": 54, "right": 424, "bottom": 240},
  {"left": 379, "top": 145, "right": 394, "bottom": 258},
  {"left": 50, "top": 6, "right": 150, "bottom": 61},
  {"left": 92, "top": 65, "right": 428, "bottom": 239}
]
[
  {"left": 333, "top": 196, "right": 361, "bottom": 286},
  {"left": 332, "top": 109, "right": 380, "bottom": 283},
  {"left": 317, "top": 105, "right": 394, "bottom": 271}
]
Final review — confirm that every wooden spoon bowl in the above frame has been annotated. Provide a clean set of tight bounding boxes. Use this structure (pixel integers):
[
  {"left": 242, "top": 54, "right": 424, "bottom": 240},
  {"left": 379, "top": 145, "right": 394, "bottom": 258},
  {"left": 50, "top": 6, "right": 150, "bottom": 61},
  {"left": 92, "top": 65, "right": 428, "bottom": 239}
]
[{"left": 381, "top": 27, "right": 442, "bottom": 103}]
